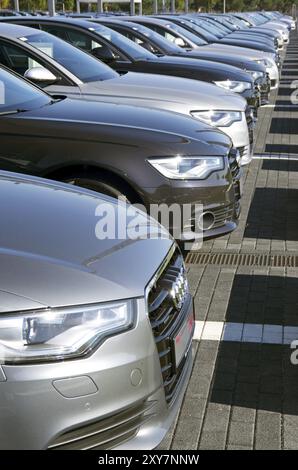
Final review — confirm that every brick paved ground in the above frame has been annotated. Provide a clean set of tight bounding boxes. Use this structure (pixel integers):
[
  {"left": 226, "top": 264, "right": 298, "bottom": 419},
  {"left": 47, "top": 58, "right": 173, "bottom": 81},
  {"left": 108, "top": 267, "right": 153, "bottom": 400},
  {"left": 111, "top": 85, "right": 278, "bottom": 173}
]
[{"left": 160, "top": 30, "right": 298, "bottom": 450}]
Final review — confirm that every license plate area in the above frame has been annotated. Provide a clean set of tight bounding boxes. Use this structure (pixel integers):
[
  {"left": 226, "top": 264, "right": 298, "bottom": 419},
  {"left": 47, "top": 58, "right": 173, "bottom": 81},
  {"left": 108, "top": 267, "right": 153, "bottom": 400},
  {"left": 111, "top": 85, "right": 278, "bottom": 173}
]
[{"left": 172, "top": 306, "right": 194, "bottom": 369}]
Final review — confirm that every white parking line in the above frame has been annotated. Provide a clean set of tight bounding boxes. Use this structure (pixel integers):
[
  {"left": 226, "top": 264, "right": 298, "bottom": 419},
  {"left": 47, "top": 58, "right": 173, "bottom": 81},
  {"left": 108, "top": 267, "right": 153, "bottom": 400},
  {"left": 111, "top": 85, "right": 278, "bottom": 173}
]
[
  {"left": 252, "top": 154, "right": 298, "bottom": 160},
  {"left": 262, "top": 104, "right": 298, "bottom": 108},
  {"left": 194, "top": 320, "right": 298, "bottom": 345}
]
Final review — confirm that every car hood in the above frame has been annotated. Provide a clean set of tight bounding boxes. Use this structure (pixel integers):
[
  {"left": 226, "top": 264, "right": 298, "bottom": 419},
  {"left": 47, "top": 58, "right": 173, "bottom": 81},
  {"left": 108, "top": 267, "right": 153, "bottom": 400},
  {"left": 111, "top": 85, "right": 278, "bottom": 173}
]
[
  {"left": 80, "top": 72, "right": 247, "bottom": 112},
  {"left": 150, "top": 55, "right": 253, "bottom": 81},
  {"left": 0, "top": 172, "right": 174, "bottom": 312},
  {"left": 201, "top": 43, "right": 275, "bottom": 60},
  {"left": 15, "top": 98, "right": 232, "bottom": 155},
  {"left": 179, "top": 50, "right": 265, "bottom": 72}
]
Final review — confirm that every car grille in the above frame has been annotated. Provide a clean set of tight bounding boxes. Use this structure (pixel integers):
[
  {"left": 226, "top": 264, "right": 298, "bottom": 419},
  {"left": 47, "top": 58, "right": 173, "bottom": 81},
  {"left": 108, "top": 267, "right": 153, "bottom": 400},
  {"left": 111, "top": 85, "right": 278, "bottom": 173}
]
[
  {"left": 245, "top": 107, "right": 255, "bottom": 145},
  {"left": 260, "top": 79, "right": 270, "bottom": 104},
  {"left": 147, "top": 248, "right": 193, "bottom": 405},
  {"left": 229, "top": 148, "right": 242, "bottom": 200},
  {"left": 271, "top": 79, "right": 277, "bottom": 88},
  {"left": 48, "top": 400, "right": 157, "bottom": 450},
  {"left": 228, "top": 148, "right": 241, "bottom": 179},
  {"left": 237, "top": 144, "right": 252, "bottom": 166}
]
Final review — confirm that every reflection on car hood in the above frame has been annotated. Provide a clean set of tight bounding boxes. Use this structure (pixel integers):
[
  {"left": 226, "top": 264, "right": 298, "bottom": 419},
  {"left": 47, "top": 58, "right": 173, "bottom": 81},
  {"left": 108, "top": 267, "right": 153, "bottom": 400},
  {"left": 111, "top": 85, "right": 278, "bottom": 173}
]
[
  {"left": 202, "top": 43, "right": 275, "bottom": 60},
  {"left": 0, "top": 172, "right": 173, "bottom": 311},
  {"left": 81, "top": 71, "right": 247, "bottom": 111},
  {"left": 149, "top": 55, "right": 253, "bottom": 81},
  {"left": 16, "top": 98, "right": 232, "bottom": 155}
]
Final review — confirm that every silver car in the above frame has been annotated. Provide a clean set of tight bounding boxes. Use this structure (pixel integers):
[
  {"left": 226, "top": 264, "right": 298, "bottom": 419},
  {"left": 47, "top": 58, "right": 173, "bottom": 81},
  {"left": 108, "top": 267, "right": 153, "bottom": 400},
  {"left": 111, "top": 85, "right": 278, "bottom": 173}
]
[
  {"left": 0, "top": 23, "right": 253, "bottom": 165},
  {"left": 0, "top": 171, "right": 194, "bottom": 450}
]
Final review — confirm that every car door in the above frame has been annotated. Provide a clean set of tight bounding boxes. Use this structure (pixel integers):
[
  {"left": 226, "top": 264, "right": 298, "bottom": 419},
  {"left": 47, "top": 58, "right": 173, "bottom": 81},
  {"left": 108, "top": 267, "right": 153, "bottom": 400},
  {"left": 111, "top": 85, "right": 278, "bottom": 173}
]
[{"left": 0, "top": 77, "right": 48, "bottom": 175}]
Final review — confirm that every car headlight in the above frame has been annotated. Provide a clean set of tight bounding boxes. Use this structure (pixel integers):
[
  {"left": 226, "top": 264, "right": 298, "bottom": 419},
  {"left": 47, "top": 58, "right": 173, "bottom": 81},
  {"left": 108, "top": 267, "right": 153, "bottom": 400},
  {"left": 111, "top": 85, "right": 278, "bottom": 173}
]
[
  {"left": 0, "top": 300, "right": 134, "bottom": 364},
  {"left": 214, "top": 80, "right": 252, "bottom": 93},
  {"left": 191, "top": 110, "right": 242, "bottom": 127},
  {"left": 248, "top": 70, "right": 265, "bottom": 81},
  {"left": 255, "top": 58, "right": 273, "bottom": 68},
  {"left": 148, "top": 156, "right": 224, "bottom": 179}
]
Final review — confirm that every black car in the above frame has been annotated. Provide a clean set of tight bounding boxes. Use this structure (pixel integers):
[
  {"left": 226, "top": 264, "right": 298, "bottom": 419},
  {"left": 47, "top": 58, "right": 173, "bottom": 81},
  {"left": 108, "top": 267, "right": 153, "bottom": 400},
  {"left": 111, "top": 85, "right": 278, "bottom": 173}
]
[
  {"left": 0, "top": 65, "right": 242, "bottom": 240},
  {"left": 188, "top": 14, "right": 280, "bottom": 48},
  {"left": 0, "top": 16, "right": 261, "bottom": 110},
  {"left": 94, "top": 17, "right": 271, "bottom": 106},
  {"left": 180, "top": 15, "right": 278, "bottom": 53},
  {"left": 122, "top": 16, "right": 276, "bottom": 53}
]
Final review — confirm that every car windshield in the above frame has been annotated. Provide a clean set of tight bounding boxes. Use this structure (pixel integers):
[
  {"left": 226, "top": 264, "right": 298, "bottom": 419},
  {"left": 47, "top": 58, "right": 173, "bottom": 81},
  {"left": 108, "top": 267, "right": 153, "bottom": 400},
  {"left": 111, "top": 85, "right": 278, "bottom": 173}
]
[
  {"left": 128, "top": 21, "right": 183, "bottom": 53},
  {"left": 21, "top": 31, "right": 118, "bottom": 82},
  {"left": 89, "top": 23, "right": 156, "bottom": 60},
  {"left": 188, "top": 18, "right": 223, "bottom": 38},
  {"left": 178, "top": 18, "right": 218, "bottom": 42},
  {"left": 161, "top": 21, "right": 208, "bottom": 45},
  {"left": 210, "top": 18, "right": 231, "bottom": 33},
  {"left": 0, "top": 66, "right": 51, "bottom": 114},
  {"left": 227, "top": 16, "right": 248, "bottom": 29}
]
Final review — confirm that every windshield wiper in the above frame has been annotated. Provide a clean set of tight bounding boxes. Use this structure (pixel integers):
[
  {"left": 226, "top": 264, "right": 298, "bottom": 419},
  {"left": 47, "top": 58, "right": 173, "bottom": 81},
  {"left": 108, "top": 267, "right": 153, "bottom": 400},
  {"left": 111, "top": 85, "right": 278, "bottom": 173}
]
[{"left": 0, "top": 109, "right": 28, "bottom": 116}]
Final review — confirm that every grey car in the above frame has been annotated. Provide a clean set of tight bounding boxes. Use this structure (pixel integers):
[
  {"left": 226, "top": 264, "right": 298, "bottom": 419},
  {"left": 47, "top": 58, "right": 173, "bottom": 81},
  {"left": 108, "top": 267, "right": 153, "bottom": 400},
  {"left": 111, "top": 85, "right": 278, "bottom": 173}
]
[{"left": 0, "top": 170, "right": 194, "bottom": 449}]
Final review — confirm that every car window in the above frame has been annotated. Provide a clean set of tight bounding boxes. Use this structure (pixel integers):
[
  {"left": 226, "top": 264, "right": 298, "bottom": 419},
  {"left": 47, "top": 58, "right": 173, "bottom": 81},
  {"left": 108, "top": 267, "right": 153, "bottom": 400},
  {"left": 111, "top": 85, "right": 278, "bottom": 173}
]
[
  {"left": 40, "top": 25, "right": 69, "bottom": 41},
  {"left": 0, "top": 40, "right": 64, "bottom": 86},
  {"left": 0, "top": 66, "right": 51, "bottom": 113},
  {"left": 0, "top": 42, "right": 43, "bottom": 74},
  {"left": 145, "top": 24, "right": 189, "bottom": 48},
  {"left": 162, "top": 21, "right": 207, "bottom": 45},
  {"left": 68, "top": 29, "right": 125, "bottom": 60},
  {"left": 20, "top": 31, "right": 119, "bottom": 83},
  {"left": 113, "top": 27, "right": 160, "bottom": 54}
]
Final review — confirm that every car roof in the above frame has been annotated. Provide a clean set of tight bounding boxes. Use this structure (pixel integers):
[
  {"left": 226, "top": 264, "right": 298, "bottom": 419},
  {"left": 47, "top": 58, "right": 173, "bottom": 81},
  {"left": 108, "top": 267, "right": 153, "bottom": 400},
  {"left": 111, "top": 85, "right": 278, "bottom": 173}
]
[
  {"left": 92, "top": 17, "right": 150, "bottom": 29},
  {"left": 0, "top": 15, "right": 104, "bottom": 30},
  {"left": 127, "top": 17, "right": 174, "bottom": 26},
  {"left": 0, "top": 21, "right": 40, "bottom": 38}
]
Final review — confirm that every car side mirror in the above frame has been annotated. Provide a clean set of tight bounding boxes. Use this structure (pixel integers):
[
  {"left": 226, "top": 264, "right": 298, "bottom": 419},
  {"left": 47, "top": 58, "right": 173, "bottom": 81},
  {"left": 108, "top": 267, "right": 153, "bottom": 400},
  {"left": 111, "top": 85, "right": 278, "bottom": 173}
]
[
  {"left": 91, "top": 45, "right": 115, "bottom": 64},
  {"left": 24, "top": 67, "right": 58, "bottom": 85},
  {"left": 174, "top": 37, "right": 187, "bottom": 47}
]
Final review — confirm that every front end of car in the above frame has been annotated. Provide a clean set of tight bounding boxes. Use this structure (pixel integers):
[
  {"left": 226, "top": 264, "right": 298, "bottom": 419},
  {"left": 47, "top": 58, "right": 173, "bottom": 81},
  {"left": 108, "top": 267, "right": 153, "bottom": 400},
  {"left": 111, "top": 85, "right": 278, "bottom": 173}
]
[
  {"left": 253, "top": 71, "right": 271, "bottom": 105},
  {"left": 0, "top": 245, "right": 194, "bottom": 450},
  {"left": 212, "top": 76, "right": 260, "bottom": 112},
  {"left": 254, "top": 57, "right": 280, "bottom": 89},
  {"left": 0, "top": 173, "right": 195, "bottom": 450},
  {"left": 191, "top": 107, "right": 252, "bottom": 166},
  {"left": 146, "top": 146, "right": 242, "bottom": 240}
]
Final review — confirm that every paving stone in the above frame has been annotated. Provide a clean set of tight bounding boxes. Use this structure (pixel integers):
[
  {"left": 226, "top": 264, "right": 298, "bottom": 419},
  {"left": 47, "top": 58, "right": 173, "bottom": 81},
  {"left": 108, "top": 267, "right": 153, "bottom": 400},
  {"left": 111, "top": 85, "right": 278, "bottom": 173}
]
[
  {"left": 175, "top": 41, "right": 298, "bottom": 450},
  {"left": 231, "top": 406, "right": 256, "bottom": 424},
  {"left": 227, "top": 421, "right": 254, "bottom": 448},
  {"left": 199, "top": 430, "right": 227, "bottom": 450},
  {"left": 255, "top": 411, "right": 281, "bottom": 450},
  {"left": 171, "top": 418, "right": 202, "bottom": 450}
]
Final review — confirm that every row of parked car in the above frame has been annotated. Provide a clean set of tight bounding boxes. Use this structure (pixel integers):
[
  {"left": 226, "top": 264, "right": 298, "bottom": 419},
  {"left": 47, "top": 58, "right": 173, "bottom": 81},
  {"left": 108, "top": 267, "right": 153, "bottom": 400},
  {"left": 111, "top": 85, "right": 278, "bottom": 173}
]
[{"left": 0, "top": 10, "right": 294, "bottom": 450}]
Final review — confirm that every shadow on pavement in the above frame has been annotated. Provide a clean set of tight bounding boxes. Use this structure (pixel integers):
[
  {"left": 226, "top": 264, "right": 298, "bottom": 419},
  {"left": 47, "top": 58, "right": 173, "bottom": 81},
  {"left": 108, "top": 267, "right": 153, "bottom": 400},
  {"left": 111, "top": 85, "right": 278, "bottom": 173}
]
[{"left": 244, "top": 188, "right": 298, "bottom": 241}]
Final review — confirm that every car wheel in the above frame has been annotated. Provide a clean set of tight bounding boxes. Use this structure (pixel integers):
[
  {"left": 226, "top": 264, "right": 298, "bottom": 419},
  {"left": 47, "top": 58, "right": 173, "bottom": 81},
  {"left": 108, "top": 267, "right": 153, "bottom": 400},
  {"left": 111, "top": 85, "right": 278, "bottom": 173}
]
[{"left": 63, "top": 175, "right": 132, "bottom": 203}]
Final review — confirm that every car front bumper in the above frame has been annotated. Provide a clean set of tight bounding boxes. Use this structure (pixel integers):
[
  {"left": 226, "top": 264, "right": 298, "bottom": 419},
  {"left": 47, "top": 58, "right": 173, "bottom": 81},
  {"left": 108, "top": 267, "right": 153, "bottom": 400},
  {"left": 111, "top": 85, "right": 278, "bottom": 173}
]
[
  {"left": 243, "top": 87, "right": 261, "bottom": 111},
  {"left": 0, "top": 292, "right": 194, "bottom": 450},
  {"left": 144, "top": 153, "right": 242, "bottom": 241},
  {"left": 257, "top": 75, "right": 271, "bottom": 105},
  {"left": 218, "top": 111, "right": 250, "bottom": 153}
]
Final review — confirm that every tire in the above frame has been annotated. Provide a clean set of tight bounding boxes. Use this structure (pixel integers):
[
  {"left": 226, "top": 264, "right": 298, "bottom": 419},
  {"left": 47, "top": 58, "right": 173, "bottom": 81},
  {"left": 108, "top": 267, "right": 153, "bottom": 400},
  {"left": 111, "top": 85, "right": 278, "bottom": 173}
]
[{"left": 63, "top": 175, "right": 133, "bottom": 203}]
